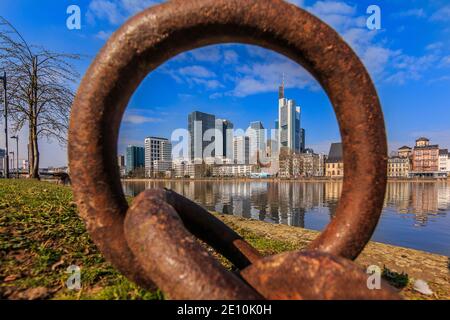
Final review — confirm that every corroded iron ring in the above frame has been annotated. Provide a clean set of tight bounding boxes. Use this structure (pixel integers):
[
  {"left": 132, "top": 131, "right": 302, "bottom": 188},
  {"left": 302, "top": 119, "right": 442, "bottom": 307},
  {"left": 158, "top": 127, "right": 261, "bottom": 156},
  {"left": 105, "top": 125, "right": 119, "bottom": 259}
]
[{"left": 68, "top": 0, "right": 387, "bottom": 290}]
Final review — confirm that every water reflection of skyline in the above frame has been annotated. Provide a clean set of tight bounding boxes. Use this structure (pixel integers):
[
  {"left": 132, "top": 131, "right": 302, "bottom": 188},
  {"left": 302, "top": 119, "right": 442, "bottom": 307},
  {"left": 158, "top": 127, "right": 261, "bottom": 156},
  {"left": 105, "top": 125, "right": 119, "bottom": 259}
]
[
  {"left": 122, "top": 180, "right": 450, "bottom": 255},
  {"left": 385, "top": 182, "right": 450, "bottom": 226},
  {"left": 122, "top": 181, "right": 450, "bottom": 228}
]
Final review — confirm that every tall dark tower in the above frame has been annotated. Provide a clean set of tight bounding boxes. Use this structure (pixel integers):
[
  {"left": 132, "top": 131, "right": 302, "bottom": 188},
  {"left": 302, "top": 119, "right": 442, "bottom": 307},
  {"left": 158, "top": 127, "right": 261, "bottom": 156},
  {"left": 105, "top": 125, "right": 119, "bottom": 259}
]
[{"left": 278, "top": 73, "right": 285, "bottom": 99}]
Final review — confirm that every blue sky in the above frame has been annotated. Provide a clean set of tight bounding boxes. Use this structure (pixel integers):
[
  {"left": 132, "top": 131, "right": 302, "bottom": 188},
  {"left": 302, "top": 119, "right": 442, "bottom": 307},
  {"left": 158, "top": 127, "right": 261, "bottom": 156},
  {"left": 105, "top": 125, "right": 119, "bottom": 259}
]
[{"left": 0, "top": 0, "right": 449, "bottom": 166}]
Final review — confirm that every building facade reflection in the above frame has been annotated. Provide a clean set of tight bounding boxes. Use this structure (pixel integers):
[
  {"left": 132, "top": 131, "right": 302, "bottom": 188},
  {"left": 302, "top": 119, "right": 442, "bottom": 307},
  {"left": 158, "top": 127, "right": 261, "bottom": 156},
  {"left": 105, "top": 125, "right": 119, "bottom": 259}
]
[{"left": 122, "top": 180, "right": 450, "bottom": 228}]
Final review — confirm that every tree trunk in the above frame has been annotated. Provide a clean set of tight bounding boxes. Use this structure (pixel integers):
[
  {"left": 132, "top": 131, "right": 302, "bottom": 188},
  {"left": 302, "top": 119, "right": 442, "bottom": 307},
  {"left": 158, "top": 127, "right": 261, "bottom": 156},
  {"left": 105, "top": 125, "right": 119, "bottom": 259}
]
[
  {"left": 28, "top": 121, "right": 34, "bottom": 177},
  {"left": 30, "top": 120, "right": 40, "bottom": 180},
  {"left": 30, "top": 56, "right": 40, "bottom": 180}
]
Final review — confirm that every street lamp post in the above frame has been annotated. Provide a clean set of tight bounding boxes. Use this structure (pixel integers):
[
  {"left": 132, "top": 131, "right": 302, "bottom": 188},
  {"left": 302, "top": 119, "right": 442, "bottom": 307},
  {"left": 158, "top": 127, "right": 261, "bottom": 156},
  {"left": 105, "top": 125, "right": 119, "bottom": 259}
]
[
  {"left": 1, "top": 72, "right": 9, "bottom": 179},
  {"left": 11, "top": 136, "right": 19, "bottom": 179},
  {"left": 9, "top": 151, "right": 14, "bottom": 177}
]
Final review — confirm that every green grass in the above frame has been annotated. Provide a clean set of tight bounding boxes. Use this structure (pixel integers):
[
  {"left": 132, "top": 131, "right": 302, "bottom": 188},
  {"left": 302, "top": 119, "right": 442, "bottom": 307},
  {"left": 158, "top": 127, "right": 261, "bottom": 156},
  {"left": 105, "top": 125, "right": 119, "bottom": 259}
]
[
  {"left": 382, "top": 266, "right": 409, "bottom": 289},
  {"left": 1, "top": 179, "right": 432, "bottom": 300},
  {"left": 0, "top": 179, "right": 162, "bottom": 300},
  {"left": 0, "top": 179, "right": 299, "bottom": 300}
]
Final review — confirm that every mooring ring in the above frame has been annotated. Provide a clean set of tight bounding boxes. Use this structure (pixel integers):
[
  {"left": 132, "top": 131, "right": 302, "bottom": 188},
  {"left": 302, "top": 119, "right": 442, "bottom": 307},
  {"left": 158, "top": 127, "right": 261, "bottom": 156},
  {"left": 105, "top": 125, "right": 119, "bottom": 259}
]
[{"left": 68, "top": 0, "right": 387, "bottom": 289}]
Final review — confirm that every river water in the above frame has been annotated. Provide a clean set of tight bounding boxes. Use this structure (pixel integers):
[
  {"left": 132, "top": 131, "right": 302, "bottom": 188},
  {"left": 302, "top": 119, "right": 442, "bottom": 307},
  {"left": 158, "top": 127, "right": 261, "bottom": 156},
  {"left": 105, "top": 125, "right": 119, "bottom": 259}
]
[{"left": 122, "top": 180, "right": 450, "bottom": 256}]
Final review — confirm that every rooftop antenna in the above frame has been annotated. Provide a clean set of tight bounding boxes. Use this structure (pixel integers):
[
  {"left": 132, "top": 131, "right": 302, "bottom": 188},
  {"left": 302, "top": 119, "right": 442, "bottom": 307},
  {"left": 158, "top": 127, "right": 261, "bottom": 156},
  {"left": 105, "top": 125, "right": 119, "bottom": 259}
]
[{"left": 278, "top": 73, "right": 285, "bottom": 100}]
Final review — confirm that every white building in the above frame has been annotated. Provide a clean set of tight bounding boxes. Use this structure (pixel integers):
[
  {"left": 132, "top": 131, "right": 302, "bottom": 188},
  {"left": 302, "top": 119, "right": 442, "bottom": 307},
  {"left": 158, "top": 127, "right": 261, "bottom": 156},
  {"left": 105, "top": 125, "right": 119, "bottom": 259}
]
[
  {"left": 246, "top": 121, "right": 266, "bottom": 164},
  {"left": 448, "top": 156, "right": 450, "bottom": 175},
  {"left": 233, "top": 136, "right": 250, "bottom": 165},
  {"left": 153, "top": 160, "right": 172, "bottom": 176},
  {"left": 212, "top": 164, "right": 254, "bottom": 177},
  {"left": 144, "top": 137, "right": 172, "bottom": 177},
  {"left": 277, "top": 81, "right": 302, "bottom": 153},
  {"left": 172, "top": 159, "right": 188, "bottom": 178},
  {"left": 439, "top": 149, "right": 448, "bottom": 174}
]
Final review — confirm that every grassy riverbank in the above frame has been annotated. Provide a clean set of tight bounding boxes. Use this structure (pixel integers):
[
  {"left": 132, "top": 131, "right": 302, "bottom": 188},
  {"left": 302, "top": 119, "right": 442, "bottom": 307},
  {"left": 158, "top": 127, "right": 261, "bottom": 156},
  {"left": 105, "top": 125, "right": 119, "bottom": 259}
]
[{"left": 1, "top": 179, "right": 448, "bottom": 300}]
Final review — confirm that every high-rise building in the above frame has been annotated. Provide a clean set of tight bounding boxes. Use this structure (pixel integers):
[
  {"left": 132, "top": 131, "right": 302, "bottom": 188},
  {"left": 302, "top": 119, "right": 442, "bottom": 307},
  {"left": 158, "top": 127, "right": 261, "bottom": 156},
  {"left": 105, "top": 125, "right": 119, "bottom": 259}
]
[
  {"left": 117, "top": 155, "right": 125, "bottom": 167},
  {"left": 144, "top": 137, "right": 172, "bottom": 177},
  {"left": 277, "top": 81, "right": 302, "bottom": 154},
  {"left": 126, "top": 145, "right": 145, "bottom": 174},
  {"left": 117, "top": 154, "right": 126, "bottom": 177},
  {"left": 188, "top": 111, "right": 215, "bottom": 161},
  {"left": 233, "top": 136, "right": 250, "bottom": 164},
  {"left": 247, "top": 121, "right": 265, "bottom": 164},
  {"left": 215, "top": 119, "right": 234, "bottom": 160},
  {"left": 300, "top": 128, "right": 306, "bottom": 153}
]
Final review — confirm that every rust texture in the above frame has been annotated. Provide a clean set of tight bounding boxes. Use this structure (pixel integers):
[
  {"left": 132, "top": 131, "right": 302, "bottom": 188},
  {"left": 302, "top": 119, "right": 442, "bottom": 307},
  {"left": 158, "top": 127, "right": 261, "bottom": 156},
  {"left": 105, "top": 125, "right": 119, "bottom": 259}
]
[
  {"left": 124, "top": 189, "right": 263, "bottom": 300},
  {"left": 164, "top": 188, "right": 263, "bottom": 268},
  {"left": 240, "top": 251, "right": 400, "bottom": 300},
  {"left": 68, "top": 0, "right": 391, "bottom": 299}
]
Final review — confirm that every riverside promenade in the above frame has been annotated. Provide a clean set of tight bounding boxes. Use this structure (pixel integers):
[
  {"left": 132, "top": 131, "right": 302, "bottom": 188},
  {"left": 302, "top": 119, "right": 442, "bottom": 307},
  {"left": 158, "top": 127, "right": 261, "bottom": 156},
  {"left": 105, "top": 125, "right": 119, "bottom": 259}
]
[{"left": 1, "top": 180, "right": 448, "bottom": 300}]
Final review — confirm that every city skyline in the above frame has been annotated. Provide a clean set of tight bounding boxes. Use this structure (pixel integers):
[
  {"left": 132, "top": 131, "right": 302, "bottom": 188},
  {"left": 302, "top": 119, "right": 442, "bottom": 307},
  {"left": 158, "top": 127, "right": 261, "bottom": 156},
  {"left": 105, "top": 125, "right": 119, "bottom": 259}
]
[
  {"left": 122, "top": 80, "right": 306, "bottom": 167},
  {"left": 1, "top": 0, "right": 450, "bottom": 167}
]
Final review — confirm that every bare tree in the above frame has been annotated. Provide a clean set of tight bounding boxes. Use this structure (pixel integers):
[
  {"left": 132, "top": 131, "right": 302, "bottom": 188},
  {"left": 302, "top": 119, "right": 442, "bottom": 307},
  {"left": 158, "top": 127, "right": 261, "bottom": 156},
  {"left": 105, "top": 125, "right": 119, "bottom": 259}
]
[{"left": 0, "top": 17, "right": 80, "bottom": 179}]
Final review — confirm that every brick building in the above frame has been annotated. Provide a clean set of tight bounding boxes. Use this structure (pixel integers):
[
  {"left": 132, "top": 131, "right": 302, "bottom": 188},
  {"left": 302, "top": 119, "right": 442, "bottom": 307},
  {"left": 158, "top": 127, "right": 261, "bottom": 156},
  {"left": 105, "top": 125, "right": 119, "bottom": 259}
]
[{"left": 411, "top": 137, "right": 446, "bottom": 178}]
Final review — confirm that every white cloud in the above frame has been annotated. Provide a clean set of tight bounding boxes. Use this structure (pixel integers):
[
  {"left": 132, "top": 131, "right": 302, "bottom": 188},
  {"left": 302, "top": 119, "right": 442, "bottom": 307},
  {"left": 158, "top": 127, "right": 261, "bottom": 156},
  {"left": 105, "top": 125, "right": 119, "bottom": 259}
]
[
  {"left": 430, "top": 5, "right": 450, "bottom": 22},
  {"left": 441, "top": 55, "right": 450, "bottom": 67},
  {"left": 95, "top": 30, "right": 112, "bottom": 40},
  {"left": 361, "top": 46, "right": 398, "bottom": 80},
  {"left": 162, "top": 63, "right": 224, "bottom": 90},
  {"left": 395, "top": 9, "right": 427, "bottom": 19},
  {"left": 230, "top": 60, "right": 318, "bottom": 97},
  {"left": 157, "top": 0, "right": 449, "bottom": 98},
  {"left": 189, "top": 78, "right": 224, "bottom": 90},
  {"left": 299, "top": 1, "right": 444, "bottom": 87},
  {"left": 309, "top": 0, "right": 356, "bottom": 16},
  {"left": 427, "top": 75, "right": 450, "bottom": 85},
  {"left": 426, "top": 42, "right": 444, "bottom": 51},
  {"left": 123, "top": 114, "right": 163, "bottom": 124},
  {"left": 209, "top": 92, "right": 223, "bottom": 99},
  {"left": 87, "top": 0, "right": 123, "bottom": 25},
  {"left": 178, "top": 66, "right": 216, "bottom": 78},
  {"left": 189, "top": 46, "right": 222, "bottom": 63},
  {"left": 224, "top": 50, "right": 239, "bottom": 64},
  {"left": 386, "top": 54, "right": 439, "bottom": 84},
  {"left": 87, "top": 0, "right": 163, "bottom": 25},
  {"left": 286, "top": 0, "right": 305, "bottom": 8}
]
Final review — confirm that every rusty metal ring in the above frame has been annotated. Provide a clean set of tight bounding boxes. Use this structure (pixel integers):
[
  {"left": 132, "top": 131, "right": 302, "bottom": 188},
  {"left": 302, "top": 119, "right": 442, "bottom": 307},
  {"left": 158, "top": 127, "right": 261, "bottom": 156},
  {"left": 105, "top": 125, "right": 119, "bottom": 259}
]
[{"left": 68, "top": 0, "right": 387, "bottom": 290}]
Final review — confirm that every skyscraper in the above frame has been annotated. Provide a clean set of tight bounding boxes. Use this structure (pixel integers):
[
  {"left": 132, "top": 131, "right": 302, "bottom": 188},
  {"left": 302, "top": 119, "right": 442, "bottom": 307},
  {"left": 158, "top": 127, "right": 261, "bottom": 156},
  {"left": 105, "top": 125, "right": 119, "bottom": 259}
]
[
  {"left": 247, "top": 121, "right": 265, "bottom": 164},
  {"left": 300, "top": 128, "right": 306, "bottom": 153},
  {"left": 215, "top": 119, "right": 234, "bottom": 160},
  {"left": 144, "top": 137, "right": 172, "bottom": 177},
  {"left": 233, "top": 136, "right": 250, "bottom": 164},
  {"left": 277, "top": 81, "right": 302, "bottom": 153},
  {"left": 188, "top": 111, "right": 215, "bottom": 161},
  {"left": 126, "top": 145, "right": 145, "bottom": 174},
  {"left": 117, "top": 155, "right": 125, "bottom": 167}
]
